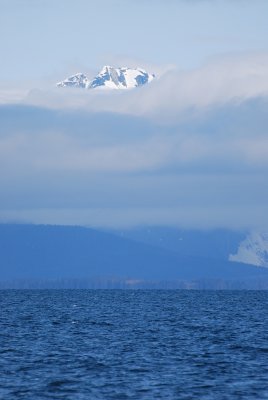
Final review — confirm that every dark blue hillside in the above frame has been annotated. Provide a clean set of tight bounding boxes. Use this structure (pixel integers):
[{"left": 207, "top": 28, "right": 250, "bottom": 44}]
[
  {"left": 111, "top": 226, "right": 245, "bottom": 261},
  {"left": 0, "top": 224, "right": 267, "bottom": 283}
]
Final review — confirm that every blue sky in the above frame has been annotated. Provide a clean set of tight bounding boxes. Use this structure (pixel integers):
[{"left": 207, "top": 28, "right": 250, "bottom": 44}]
[
  {"left": 1, "top": 0, "right": 268, "bottom": 81},
  {"left": 1, "top": 0, "right": 268, "bottom": 230}
]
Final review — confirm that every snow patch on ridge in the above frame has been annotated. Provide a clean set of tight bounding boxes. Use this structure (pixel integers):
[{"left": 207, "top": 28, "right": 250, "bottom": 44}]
[{"left": 229, "top": 232, "right": 268, "bottom": 267}]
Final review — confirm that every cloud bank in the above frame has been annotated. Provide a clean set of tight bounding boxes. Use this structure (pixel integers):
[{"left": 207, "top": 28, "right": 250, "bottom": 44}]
[
  {"left": 21, "top": 53, "right": 268, "bottom": 119},
  {"left": 1, "top": 54, "right": 268, "bottom": 230}
]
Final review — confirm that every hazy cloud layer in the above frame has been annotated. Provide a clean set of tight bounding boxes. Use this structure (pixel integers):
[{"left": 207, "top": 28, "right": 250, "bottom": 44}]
[
  {"left": 18, "top": 53, "right": 268, "bottom": 121},
  {"left": 1, "top": 54, "right": 268, "bottom": 229}
]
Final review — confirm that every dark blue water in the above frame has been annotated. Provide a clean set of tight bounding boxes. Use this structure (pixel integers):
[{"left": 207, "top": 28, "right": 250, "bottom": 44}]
[{"left": 0, "top": 290, "right": 267, "bottom": 399}]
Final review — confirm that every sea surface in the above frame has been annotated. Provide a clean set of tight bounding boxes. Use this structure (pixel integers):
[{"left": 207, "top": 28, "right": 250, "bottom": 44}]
[{"left": 0, "top": 290, "right": 267, "bottom": 399}]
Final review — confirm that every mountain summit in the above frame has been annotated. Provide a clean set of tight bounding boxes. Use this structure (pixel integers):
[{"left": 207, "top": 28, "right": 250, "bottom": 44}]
[
  {"left": 57, "top": 66, "right": 155, "bottom": 90},
  {"left": 56, "top": 73, "right": 89, "bottom": 88}
]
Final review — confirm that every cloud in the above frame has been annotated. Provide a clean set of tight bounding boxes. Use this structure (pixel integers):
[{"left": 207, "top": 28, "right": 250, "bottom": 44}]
[
  {"left": 1, "top": 53, "right": 268, "bottom": 229},
  {"left": 1, "top": 98, "right": 268, "bottom": 230},
  {"left": 2, "top": 52, "right": 268, "bottom": 120},
  {"left": 11, "top": 52, "right": 267, "bottom": 122}
]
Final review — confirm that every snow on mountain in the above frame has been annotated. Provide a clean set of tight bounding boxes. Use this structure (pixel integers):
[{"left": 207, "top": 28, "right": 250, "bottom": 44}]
[
  {"left": 56, "top": 66, "right": 155, "bottom": 90},
  {"left": 88, "top": 66, "right": 155, "bottom": 90},
  {"left": 229, "top": 232, "right": 268, "bottom": 267},
  {"left": 56, "top": 73, "right": 89, "bottom": 88}
]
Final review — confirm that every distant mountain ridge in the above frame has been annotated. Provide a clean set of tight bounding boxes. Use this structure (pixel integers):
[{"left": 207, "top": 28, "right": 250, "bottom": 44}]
[
  {"left": 57, "top": 66, "right": 155, "bottom": 90},
  {"left": 1, "top": 224, "right": 268, "bottom": 289},
  {"left": 113, "top": 226, "right": 268, "bottom": 269}
]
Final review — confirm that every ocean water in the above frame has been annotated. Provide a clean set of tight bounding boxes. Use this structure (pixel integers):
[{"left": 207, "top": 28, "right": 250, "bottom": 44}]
[{"left": 0, "top": 290, "right": 267, "bottom": 400}]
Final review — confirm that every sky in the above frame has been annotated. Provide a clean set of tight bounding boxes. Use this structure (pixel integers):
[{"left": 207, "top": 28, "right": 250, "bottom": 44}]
[
  {"left": 1, "top": 0, "right": 268, "bottom": 81},
  {"left": 1, "top": 0, "right": 268, "bottom": 230}
]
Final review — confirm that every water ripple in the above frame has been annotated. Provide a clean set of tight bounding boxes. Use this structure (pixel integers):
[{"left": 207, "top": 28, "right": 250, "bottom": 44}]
[{"left": 0, "top": 290, "right": 267, "bottom": 399}]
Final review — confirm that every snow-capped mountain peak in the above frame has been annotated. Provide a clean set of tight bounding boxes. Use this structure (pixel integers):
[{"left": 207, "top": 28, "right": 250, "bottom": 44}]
[
  {"left": 89, "top": 65, "right": 155, "bottom": 90},
  {"left": 56, "top": 66, "right": 155, "bottom": 90}
]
